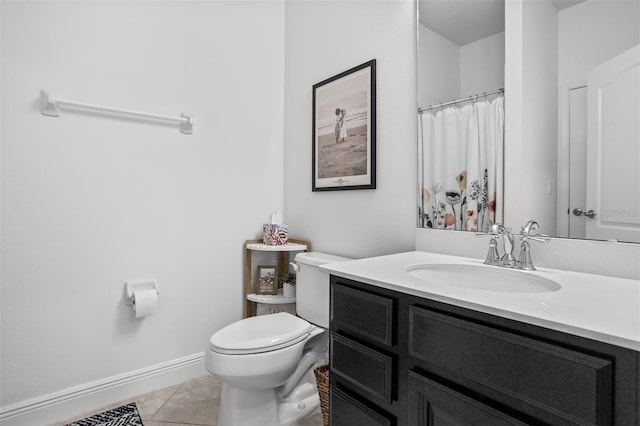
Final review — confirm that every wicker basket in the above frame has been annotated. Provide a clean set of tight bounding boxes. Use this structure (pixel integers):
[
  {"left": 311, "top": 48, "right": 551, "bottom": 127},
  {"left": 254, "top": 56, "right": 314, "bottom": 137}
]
[{"left": 313, "top": 364, "right": 330, "bottom": 426}]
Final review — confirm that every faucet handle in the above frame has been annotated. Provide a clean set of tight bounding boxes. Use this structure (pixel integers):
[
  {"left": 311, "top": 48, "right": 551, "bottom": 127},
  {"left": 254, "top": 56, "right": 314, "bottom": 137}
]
[
  {"left": 483, "top": 236, "right": 501, "bottom": 265},
  {"left": 517, "top": 222, "right": 551, "bottom": 270},
  {"left": 520, "top": 220, "right": 551, "bottom": 243},
  {"left": 517, "top": 234, "right": 550, "bottom": 271},
  {"left": 475, "top": 231, "right": 501, "bottom": 265},
  {"left": 527, "top": 234, "right": 551, "bottom": 244},
  {"left": 518, "top": 238, "right": 536, "bottom": 270}
]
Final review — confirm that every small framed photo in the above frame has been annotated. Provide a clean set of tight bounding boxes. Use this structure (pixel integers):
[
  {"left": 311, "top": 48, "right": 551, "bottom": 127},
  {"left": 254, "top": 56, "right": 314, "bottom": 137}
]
[
  {"left": 256, "top": 265, "right": 277, "bottom": 295},
  {"left": 312, "top": 59, "right": 376, "bottom": 191}
]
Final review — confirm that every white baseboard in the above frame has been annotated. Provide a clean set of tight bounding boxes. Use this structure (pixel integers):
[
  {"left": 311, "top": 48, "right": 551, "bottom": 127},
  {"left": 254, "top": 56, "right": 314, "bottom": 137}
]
[{"left": 0, "top": 352, "right": 206, "bottom": 426}]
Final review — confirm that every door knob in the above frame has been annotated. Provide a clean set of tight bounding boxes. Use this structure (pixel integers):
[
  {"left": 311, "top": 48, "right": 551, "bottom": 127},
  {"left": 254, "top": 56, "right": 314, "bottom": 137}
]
[{"left": 572, "top": 208, "right": 597, "bottom": 219}]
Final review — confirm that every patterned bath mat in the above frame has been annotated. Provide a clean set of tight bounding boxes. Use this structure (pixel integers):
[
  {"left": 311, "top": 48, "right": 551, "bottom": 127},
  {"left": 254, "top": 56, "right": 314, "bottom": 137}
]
[{"left": 65, "top": 402, "right": 143, "bottom": 426}]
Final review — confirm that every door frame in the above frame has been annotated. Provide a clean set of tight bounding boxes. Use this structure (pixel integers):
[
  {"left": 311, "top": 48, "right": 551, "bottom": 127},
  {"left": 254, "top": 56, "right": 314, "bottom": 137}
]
[{"left": 557, "top": 81, "right": 587, "bottom": 238}]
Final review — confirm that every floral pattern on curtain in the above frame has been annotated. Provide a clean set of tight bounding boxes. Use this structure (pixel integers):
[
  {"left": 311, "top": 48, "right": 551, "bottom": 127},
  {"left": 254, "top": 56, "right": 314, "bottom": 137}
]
[{"left": 418, "top": 96, "right": 504, "bottom": 232}]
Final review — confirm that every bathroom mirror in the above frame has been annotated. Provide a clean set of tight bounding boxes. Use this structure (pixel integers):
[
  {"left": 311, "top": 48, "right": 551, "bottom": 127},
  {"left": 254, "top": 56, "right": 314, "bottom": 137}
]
[{"left": 417, "top": 0, "right": 640, "bottom": 243}]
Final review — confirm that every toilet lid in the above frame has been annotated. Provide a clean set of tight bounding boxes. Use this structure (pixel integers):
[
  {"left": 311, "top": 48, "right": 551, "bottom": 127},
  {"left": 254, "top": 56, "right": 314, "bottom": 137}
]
[{"left": 209, "top": 312, "right": 313, "bottom": 354}]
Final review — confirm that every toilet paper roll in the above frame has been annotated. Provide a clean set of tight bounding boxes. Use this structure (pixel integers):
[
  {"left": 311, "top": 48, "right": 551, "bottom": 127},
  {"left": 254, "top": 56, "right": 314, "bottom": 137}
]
[{"left": 133, "top": 288, "right": 158, "bottom": 318}]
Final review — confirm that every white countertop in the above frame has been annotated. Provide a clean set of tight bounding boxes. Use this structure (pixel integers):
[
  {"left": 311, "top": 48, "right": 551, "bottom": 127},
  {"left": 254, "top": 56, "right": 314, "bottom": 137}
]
[{"left": 320, "top": 251, "right": 640, "bottom": 351}]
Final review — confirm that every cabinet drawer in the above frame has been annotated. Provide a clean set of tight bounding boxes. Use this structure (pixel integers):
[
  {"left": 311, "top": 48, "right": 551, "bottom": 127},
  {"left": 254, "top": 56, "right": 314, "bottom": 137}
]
[
  {"left": 408, "top": 371, "right": 528, "bottom": 425},
  {"left": 331, "top": 282, "right": 394, "bottom": 347},
  {"left": 331, "top": 333, "right": 394, "bottom": 402},
  {"left": 330, "top": 385, "right": 394, "bottom": 426},
  {"left": 409, "top": 305, "right": 613, "bottom": 425}
]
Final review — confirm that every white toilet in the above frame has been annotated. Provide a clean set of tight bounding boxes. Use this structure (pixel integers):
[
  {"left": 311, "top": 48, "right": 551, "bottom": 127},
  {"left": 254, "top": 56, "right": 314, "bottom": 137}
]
[{"left": 205, "top": 252, "right": 351, "bottom": 426}]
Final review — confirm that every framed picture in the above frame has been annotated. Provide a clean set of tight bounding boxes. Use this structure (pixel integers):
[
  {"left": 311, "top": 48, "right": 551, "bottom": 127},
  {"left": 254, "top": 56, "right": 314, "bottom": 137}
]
[
  {"left": 312, "top": 59, "right": 376, "bottom": 191},
  {"left": 256, "top": 265, "right": 277, "bottom": 295}
]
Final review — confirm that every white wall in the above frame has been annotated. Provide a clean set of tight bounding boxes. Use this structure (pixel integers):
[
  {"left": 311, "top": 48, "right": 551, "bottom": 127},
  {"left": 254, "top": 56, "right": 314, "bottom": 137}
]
[
  {"left": 460, "top": 32, "right": 505, "bottom": 97},
  {"left": 1, "top": 0, "right": 284, "bottom": 419},
  {"left": 559, "top": 0, "right": 640, "bottom": 86},
  {"left": 504, "top": 0, "right": 524, "bottom": 236},
  {"left": 418, "top": 24, "right": 460, "bottom": 107},
  {"left": 504, "top": 0, "right": 558, "bottom": 233},
  {"left": 283, "top": 0, "right": 417, "bottom": 259},
  {"left": 418, "top": 25, "right": 504, "bottom": 109}
]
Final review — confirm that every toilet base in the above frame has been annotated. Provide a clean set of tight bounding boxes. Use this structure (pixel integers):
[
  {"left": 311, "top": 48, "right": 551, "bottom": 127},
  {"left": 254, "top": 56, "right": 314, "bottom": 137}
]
[
  {"left": 218, "top": 384, "right": 279, "bottom": 426},
  {"left": 217, "top": 378, "right": 320, "bottom": 426}
]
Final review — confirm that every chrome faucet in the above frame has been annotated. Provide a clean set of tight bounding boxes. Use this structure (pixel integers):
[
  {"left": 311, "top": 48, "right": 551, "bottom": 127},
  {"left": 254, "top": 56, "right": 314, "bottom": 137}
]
[
  {"left": 491, "top": 224, "right": 517, "bottom": 268},
  {"left": 479, "top": 221, "right": 550, "bottom": 270},
  {"left": 521, "top": 220, "right": 539, "bottom": 236}
]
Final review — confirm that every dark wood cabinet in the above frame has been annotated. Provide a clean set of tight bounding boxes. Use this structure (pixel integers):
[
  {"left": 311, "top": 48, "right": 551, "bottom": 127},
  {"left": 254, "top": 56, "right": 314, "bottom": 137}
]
[
  {"left": 331, "top": 283, "right": 395, "bottom": 347},
  {"left": 330, "top": 276, "right": 639, "bottom": 426},
  {"left": 330, "top": 279, "right": 403, "bottom": 425},
  {"left": 331, "top": 333, "right": 395, "bottom": 402},
  {"left": 408, "top": 371, "right": 528, "bottom": 426},
  {"left": 409, "top": 305, "right": 614, "bottom": 425},
  {"left": 331, "top": 386, "right": 395, "bottom": 426}
]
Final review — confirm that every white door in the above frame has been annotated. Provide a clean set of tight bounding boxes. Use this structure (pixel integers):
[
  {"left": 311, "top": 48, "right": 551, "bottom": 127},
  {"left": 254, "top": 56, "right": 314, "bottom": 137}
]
[{"left": 585, "top": 44, "right": 640, "bottom": 242}]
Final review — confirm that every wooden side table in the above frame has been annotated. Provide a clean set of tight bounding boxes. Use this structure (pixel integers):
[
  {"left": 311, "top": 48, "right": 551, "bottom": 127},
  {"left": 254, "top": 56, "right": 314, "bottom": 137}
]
[{"left": 243, "top": 238, "right": 310, "bottom": 317}]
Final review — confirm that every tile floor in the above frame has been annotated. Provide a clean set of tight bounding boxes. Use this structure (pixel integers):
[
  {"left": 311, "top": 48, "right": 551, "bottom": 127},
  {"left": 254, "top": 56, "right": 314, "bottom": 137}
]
[{"left": 53, "top": 375, "right": 324, "bottom": 426}]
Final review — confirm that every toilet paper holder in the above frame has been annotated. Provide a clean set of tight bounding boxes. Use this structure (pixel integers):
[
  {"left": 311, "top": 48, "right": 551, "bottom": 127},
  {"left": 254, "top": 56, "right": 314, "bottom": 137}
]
[{"left": 124, "top": 279, "right": 160, "bottom": 306}]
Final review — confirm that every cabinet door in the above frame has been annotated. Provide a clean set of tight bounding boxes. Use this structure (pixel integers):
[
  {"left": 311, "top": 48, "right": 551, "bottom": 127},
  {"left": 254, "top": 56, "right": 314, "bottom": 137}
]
[
  {"left": 331, "top": 282, "right": 395, "bottom": 347},
  {"left": 408, "top": 371, "right": 528, "bottom": 426},
  {"left": 409, "top": 305, "right": 613, "bottom": 425},
  {"left": 331, "top": 333, "right": 395, "bottom": 402},
  {"left": 330, "top": 386, "right": 394, "bottom": 426}
]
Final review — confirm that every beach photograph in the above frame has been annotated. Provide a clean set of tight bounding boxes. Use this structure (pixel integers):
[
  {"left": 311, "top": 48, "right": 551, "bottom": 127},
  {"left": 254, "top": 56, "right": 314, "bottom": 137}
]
[
  {"left": 317, "top": 91, "right": 368, "bottom": 179},
  {"left": 313, "top": 61, "right": 375, "bottom": 190}
]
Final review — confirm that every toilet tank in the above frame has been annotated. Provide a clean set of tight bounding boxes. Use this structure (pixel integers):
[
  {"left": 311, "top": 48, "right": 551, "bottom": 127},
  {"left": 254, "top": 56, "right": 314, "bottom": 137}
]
[{"left": 293, "top": 252, "right": 352, "bottom": 328}]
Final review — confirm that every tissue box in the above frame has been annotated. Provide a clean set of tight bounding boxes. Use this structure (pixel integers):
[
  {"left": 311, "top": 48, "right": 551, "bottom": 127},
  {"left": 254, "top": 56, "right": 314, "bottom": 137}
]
[{"left": 263, "top": 224, "right": 288, "bottom": 245}]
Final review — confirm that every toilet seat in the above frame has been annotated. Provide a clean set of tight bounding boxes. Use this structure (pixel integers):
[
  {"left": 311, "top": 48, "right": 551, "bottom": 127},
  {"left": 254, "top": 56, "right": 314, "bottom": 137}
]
[{"left": 209, "top": 312, "right": 314, "bottom": 355}]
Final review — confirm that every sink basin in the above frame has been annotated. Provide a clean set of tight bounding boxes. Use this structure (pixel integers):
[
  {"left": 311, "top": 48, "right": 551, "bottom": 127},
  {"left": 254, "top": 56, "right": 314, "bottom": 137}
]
[{"left": 406, "top": 264, "right": 561, "bottom": 293}]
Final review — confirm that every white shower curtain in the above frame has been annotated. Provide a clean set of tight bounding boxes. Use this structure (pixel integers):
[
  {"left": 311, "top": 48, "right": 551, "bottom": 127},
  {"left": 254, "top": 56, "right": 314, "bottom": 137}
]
[{"left": 419, "top": 96, "right": 504, "bottom": 232}]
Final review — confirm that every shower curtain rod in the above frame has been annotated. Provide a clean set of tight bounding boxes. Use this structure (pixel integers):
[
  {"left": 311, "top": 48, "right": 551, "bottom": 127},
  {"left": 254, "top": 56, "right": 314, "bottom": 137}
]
[{"left": 418, "top": 88, "right": 504, "bottom": 113}]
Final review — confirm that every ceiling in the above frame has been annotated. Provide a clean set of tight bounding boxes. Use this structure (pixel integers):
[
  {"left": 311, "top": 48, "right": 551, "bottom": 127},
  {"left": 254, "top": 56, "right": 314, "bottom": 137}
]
[{"left": 418, "top": 0, "right": 586, "bottom": 46}]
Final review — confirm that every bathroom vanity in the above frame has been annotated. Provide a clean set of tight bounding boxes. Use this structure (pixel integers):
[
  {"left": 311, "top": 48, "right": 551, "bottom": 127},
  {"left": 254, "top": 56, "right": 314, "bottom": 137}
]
[{"left": 324, "top": 251, "right": 640, "bottom": 426}]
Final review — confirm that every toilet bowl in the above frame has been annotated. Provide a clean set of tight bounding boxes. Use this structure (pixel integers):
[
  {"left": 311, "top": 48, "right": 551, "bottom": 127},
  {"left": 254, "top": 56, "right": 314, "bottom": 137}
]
[
  {"left": 205, "top": 251, "right": 351, "bottom": 426},
  {"left": 206, "top": 312, "right": 322, "bottom": 390}
]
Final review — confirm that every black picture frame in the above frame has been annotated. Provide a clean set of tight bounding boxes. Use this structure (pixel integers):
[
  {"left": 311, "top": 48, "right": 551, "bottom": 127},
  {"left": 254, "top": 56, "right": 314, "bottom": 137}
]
[{"left": 312, "top": 59, "right": 376, "bottom": 191}]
